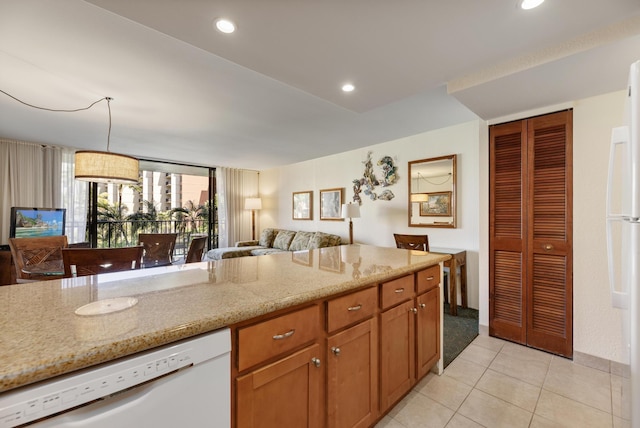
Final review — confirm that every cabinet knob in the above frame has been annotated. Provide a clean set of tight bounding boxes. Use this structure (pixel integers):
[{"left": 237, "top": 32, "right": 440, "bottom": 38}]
[
  {"left": 311, "top": 357, "right": 321, "bottom": 368},
  {"left": 410, "top": 308, "right": 418, "bottom": 314},
  {"left": 331, "top": 347, "right": 341, "bottom": 356},
  {"left": 543, "top": 244, "right": 554, "bottom": 251},
  {"left": 419, "top": 303, "right": 426, "bottom": 309}
]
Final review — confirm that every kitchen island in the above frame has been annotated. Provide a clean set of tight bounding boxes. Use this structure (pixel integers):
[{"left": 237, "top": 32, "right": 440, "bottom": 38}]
[{"left": 0, "top": 244, "right": 448, "bottom": 426}]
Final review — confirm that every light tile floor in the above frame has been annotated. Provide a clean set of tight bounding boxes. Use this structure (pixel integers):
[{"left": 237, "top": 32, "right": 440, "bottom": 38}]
[{"left": 375, "top": 335, "right": 631, "bottom": 428}]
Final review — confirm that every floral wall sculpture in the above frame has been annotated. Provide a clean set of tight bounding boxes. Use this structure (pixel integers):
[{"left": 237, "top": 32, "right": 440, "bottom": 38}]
[{"left": 352, "top": 151, "right": 398, "bottom": 204}]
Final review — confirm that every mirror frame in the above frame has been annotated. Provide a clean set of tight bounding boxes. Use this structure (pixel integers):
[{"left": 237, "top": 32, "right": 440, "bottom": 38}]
[{"left": 407, "top": 154, "right": 457, "bottom": 228}]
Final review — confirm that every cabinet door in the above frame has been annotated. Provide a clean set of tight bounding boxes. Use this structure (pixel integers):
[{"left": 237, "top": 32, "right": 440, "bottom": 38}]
[
  {"left": 327, "top": 318, "right": 378, "bottom": 428},
  {"left": 379, "top": 300, "right": 415, "bottom": 413},
  {"left": 236, "top": 344, "right": 323, "bottom": 428},
  {"left": 416, "top": 287, "right": 440, "bottom": 379}
]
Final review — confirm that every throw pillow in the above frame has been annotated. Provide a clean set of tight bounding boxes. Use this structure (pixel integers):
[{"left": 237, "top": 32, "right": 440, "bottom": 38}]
[
  {"left": 272, "top": 230, "right": 296, "bottom": 250},
  {"left": 259, "top": 228, "right": 278, "bottom": 247},
  {"left": 288, "top": 231, "right": 315, "bottom": 251},
  {"left": 308, "top": 232, "right": 341, "bottom": 249}
]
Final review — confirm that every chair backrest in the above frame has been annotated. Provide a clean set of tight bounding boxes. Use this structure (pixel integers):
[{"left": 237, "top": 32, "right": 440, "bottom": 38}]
[
  {"left": 186, "top": 236, "right": 207, "bottom": 263},
  {"left": 393, "top": 234, "right": 429, "bottom": 252},
  {"left": 9, "top": 236, "right": 68, "bottom": 282},
  {"left": 62, "top": 246, "right": 144, "bottom": 278},
  {"left": 138, "top": 233, "right": 178, "bottom": 268}
]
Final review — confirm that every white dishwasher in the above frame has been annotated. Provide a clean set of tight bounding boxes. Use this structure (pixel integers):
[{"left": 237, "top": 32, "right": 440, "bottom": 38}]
[{"left": 0, "top": 328, "right": 230, "bottom": 428}]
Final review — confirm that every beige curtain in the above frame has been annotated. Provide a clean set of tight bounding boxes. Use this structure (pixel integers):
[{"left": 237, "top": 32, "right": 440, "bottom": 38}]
[
  {"left": 0, "top": 139, "right": 87, "bottom": 245},
  {"left": 216, "top": 167, "right": 259, "bottom": 248}
]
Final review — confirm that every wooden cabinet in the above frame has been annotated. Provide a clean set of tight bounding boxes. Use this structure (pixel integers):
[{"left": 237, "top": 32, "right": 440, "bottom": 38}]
[
  {"left": 235, "top": 305, "right": 324, "bottom": 428},
  {"left": 233, "top": 265, "right": 442, "bottom": 428},
  {"left": 236, "top": 344, "right": 323, "bottom": 428},
  {"left": 416, "top": 287, "right": 440, "bottom": 379},
  {"left": 326, "top": 286, "right": 378, "bottom": 428},
  {"left": 379, "top": 299, "right": 416, "bottom": 411},
  {"left": 327, "top": 318, "right": 378, "bottom": 428},
  {"left": 380, "top": 266, "right": 440, "bottom": 413}
]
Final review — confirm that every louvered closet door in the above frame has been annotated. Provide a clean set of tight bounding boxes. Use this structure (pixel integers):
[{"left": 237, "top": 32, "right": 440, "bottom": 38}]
[
  {"left": 489, "top": 120, "right": 527, "bottom": 344},
  {"left": 526, "top": 111, "right": 573, "bottom": 357},
  {"left": 489, "top": 110, "right": 573, "bottom": 358}
]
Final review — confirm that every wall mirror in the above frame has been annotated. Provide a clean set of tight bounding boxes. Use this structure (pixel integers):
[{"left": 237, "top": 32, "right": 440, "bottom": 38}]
[{"left": 408, "top": 154, "right": 457, "bottom": 228}]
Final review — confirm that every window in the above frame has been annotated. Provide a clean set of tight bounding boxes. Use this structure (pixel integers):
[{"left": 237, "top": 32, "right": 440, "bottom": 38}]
[{"left": 84, "top": 159, "right": 217, "bottom": 261}]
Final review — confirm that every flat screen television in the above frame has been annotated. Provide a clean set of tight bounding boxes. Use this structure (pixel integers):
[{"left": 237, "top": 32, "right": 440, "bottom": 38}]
[{"left": 10, "top": 207, "right": 66, "bottom": 239}]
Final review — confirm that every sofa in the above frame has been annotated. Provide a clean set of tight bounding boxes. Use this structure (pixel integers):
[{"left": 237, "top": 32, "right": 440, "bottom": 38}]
[{"left": 204, "top": 228, "right": 342, "bottom": 260}]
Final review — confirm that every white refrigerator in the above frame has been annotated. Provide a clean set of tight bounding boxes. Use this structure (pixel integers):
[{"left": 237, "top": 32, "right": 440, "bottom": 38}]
[{"left": 606, "top": 59, "right": 640, "bottom": 428}]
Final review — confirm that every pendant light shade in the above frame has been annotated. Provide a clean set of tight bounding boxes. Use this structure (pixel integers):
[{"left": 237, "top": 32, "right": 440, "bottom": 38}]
[
  {"left": 73, "top": 97, "right": 139, "bottom": 184},
  {"left": 74, "top": 150, "right": 139, "bottom": 184}
]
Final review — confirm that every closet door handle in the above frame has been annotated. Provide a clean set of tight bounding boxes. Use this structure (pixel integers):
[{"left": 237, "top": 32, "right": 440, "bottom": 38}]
[{"left": 543, "top": 244, "right": 554, "bottom": 251}]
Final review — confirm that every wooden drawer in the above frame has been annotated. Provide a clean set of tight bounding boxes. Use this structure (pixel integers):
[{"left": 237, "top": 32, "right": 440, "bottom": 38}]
[
  {"left": 416, "top": 264, "right": 440, "bottom": 294},
  {"left": 238, "top": 305, "right": 321, "bottom": 372},
  {"left": 327, "top": 286, "right": 377, "bottom": 333},
  {"left": 380, "top": 275, "right": 414, "bottom": 310}
]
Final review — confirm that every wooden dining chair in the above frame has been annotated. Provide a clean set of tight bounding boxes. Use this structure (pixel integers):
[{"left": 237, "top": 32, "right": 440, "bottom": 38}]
[
  {"left": 62, "top": 246, "right": 144, "bottom": 278},
  {"left": 9, "top": 236, "right": 68, "bottom": 283},
  {"left": 138, "top": 233, "right": 178, "bottom": 268},
  {"left": 393, "top": 234, "right": 429, "bottom": 252},
  {"left": 185, "top": 236, "right": 208, "bottom": 263}
]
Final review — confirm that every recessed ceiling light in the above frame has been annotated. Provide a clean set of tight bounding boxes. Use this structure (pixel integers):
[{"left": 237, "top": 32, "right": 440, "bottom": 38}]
[
  {"left": 519, "top": 0, "right": 544, "bottom": 10},
  {"left": 341, "top": 83, "right": 355, "bottom": 93},
  {"left": 215, "top": 18, "right": 236, "bottom": 34}
]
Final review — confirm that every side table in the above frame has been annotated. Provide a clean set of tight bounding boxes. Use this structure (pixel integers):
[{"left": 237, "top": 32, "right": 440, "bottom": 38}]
[{"left": 429, "top": 248, "right": 467, "bottom": 316}]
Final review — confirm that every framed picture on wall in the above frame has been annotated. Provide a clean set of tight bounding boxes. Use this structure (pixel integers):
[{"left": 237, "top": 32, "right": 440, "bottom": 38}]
[
  {"left": 319, "top": 188, "right": 343, "bottom": 221},
  {"left": 419, "top": 191, "right": 452, "bottom": 216},
  {"left": 293, "top": 191, "right": 313, "bottom": 220}
]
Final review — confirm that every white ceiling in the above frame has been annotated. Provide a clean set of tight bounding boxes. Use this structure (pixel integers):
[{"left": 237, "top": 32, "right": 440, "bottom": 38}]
[{"left": 1, "top": 0, "right": 639, "bottom": 170}]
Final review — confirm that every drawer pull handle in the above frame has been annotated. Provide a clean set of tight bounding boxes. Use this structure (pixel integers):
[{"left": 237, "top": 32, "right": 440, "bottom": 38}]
[
  {"left": 394, "top": 288, "right": 405, "bottom": 294},
  {"left": 331, "top": 347, "right": 341, "bottom": 356},
  {"left": 347, "top": 304, "right": 362, "bottom": 312},
  {"left": 311, "top": 357, "right": 321, "bottom": 368},
  {"left": 272, "top": 329, "right": 295, "bottom": 340},
  {"left": 426, "top": 276, "right": 435, "bottom": 280}
]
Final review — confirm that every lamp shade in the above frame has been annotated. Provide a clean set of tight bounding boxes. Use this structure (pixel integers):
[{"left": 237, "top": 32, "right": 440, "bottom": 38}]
[
  {"left": 75, "top": 151, "right": 139, "bottom": 184},
  {"left": 245, "top": 197, "right": 262, "bottom": 210},
  {"left": 410, "top": 193, "right": 429, "bottom": 203},
  {"left": 341, "top": 203, "right": 360, "bottom": 219}
]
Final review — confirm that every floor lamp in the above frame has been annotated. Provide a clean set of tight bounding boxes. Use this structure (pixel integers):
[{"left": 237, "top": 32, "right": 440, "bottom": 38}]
[
  {"left": 245, "top": 198, "right": 262, "bottom": 240},
  {"left": 341, "top": 203, "right": 360, "bottom": 245}
]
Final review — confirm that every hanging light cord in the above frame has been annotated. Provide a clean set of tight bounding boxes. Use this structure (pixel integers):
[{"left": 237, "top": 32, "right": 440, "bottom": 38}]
[
  {"left": 0, "top": 89, "right": 113, "bottom": 151},
  {"left": 418, "top": 172, "right": 452, "bottom": 186}
]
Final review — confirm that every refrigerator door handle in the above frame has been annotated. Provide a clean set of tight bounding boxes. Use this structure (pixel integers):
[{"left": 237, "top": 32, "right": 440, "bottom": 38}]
[
  {"left": 606, "top": 126, "right": 630, "bottom": 309},
  {"left": 606, "top": 217, "right": 629, "bottom": 309}
]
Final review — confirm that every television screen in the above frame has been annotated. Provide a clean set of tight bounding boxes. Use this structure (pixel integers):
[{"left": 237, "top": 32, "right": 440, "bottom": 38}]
[{"left": 10, "top": 207, "right": 66, "bottom": 239}]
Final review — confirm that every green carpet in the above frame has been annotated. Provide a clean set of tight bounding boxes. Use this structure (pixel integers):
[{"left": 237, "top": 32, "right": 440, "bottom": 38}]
[{"left": 443, "top": 303, "right": 479, "bottom": 367}]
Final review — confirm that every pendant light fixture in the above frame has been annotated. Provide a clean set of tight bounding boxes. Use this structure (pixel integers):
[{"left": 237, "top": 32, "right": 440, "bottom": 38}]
[
  {"left": 74, "top": 97, "right": 139, "bottom": 184},
  {"left": 0, "top": 90, "right": 139, "bottom": 185}
]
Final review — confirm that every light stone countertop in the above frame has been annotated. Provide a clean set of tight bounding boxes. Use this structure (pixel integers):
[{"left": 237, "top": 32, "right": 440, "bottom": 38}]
[{"left": 0, "top": 245, "right": 449, "bottom": 393}]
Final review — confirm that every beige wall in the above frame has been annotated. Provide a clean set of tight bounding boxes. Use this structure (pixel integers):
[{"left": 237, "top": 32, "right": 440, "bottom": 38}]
[
  {"left": 572, "top": 90, "right": 627, "bottom": 363},
  {"left": 261, "top": 88, "right": 630, "bottom": 364},
  {"left": 261, "top": 120, "right": 483, "bottom": 310}
]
